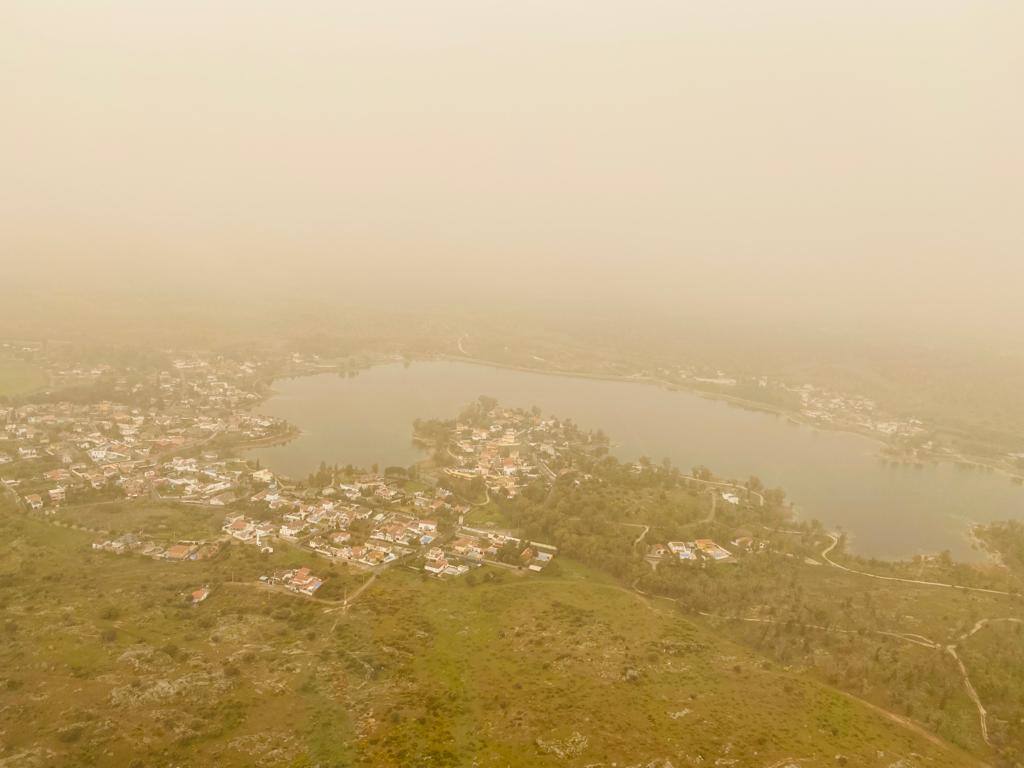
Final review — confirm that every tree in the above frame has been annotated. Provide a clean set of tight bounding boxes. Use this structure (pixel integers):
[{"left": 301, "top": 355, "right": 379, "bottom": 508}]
[{"left": 692, "top": 465, "right": 713, "bottom": 481}]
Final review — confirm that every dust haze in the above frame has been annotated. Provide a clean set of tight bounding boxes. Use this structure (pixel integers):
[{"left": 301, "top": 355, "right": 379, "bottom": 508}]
[
  {"left": 6, "top": 6, "right": 1024, "bottom": 765},
  {"left": 4, "top": 1, "right": 1023, "bottom": 345}
]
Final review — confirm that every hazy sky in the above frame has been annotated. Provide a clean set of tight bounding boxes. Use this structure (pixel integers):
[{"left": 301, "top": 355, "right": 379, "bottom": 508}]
[{"left": 4, "top": 2, "right": 1022, "bottom": 335}]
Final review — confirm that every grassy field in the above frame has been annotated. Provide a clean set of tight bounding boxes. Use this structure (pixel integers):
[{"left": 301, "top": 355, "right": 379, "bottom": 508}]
[
  {"left": 0, "top": 498, "right": 985, "bottom": 767},
  {"left": 55, "top": 499, "right": 228, "bottom": 540},
  {"left": 461, "top": 500, "right": 511, "bottom": 528},
  {"left": 0, "top": 357, "right": 47, "bottom": 396}
]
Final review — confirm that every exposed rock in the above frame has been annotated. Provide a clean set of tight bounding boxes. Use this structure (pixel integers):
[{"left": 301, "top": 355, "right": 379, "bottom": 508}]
[
  {"left": 536, "top": 731, "right": 589, "bottom": 759},
  {"left": 109, "top": 671, "right": 230, "bottom": 706},
  {"left": 0, "top": 747, "right": 58, "bottom": 768}
]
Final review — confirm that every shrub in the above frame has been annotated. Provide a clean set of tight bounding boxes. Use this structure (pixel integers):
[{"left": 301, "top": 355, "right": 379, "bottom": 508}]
[{"left": 57, "top": 724, "right": 84, "bottom": 743}]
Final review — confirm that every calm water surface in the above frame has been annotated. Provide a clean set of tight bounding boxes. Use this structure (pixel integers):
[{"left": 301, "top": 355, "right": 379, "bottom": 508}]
[{"left": 251, "top": 361, "right": 1024, "bottom": 561}]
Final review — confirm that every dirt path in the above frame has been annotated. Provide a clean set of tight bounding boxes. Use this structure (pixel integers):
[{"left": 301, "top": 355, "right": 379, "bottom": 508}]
[
  {"left": 821, "top": 534, "right": 1015, "bottom": 596},
  {"left": 704, "top": 490, "right": 717, "bottom": 523},
  {"left": 224, "top": 579, "right": 348, "bottom": 606},
  {"left": 227, "top": 568, "right": 383, "bottom": 614},
  {"left": 621, "top": 522, "right": 649, "bottom": 554},
  {"left": 339, "top": 571, "right": 378, "bottom": 612},
  {"left": 958, "top": 616, "right": 1024, "bottom": 642},
  {"left": 945, "top": 644, "right": 990, "bottom": 745},
  {"left": 684, "top": 475, "right": 765, "bottom": 507},
  {"left": 344, "top": 650, "right": 373, "bottom": 689},
  {"left": 633, "top": 586, "right": 987, "bottom": 765},
  {"left": 704, "top": 573, "right": 1015, "bottom": 753},
  {"left": 834, "top": 687, "right": 985, "bottom": 762},
  {"left": 946, "top": 617, "right": 1024, "bottom": 746},
  {"left": 697, "top": 610, "right": 943, "bottom": 650}
]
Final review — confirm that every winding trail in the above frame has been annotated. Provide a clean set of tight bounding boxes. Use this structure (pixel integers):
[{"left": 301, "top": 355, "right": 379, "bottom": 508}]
[
  {"left": 344, "top": 650, "right": 374, "bottom": 689},
  {"left": 698, "top": 610, "right": 943, "bottom": 649},
  {"left": 946, "top": 644, "right": 990, "bottom": 745},
  {"left": 226, "top": 568, "right": 382, "bottom": 614},
  {"left": 684, "top": 475, "right": 765, "bottom": 507},
  {"left": 816, "top": 532, "right": 1022, "bottom": 745},
  {"left": 704, "top": 489, "right": 717, "bottom": 523},
  {"left": 642, "top": 523, "right": 1021, "bottom": 751},
  {"left": 947, "top": 617, "right": 1024, "bottom": 745},
  {"left": 633, "top": 587, "right": 986, "bottom": 763},
  {"left": 820, "top": 534, "right": 1016, "bottom": 596},
  {"left": 225, "top": 579, "right": 347, "bottom": 606},
  {"left": 698, "top": 605, "right": 1009, "bottom": 749},
  {"left": 632, "top": 524, "right": 649, "bottom": 550},
  {"left": 621, "top": 522, "right": 650, "bottom": 554},
  {"left": 958, "top": 616, "right": 1024, "bottom": 642}
]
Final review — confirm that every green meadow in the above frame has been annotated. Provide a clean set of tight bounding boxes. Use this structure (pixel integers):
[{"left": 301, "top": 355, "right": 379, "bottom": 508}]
[
  {"left": 0, "top": 357, "right": 47, "bottom": 397},
  {"left": 0, "top": 497, "right": 982, "bottom": 768}
]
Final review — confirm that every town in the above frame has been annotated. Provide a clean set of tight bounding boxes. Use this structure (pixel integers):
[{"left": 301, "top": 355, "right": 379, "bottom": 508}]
[
  {"left": 0, "top": 343, "right": 757, "bottom": 602},
  {"left": 646, "top": 363, "right": 930, "bottom": 444},
  {"left": 2, "top": 344, "right": 1019, "bottom": 766},
  {"left": 0, "top": 350, "right": 578, "bottom": 592}
]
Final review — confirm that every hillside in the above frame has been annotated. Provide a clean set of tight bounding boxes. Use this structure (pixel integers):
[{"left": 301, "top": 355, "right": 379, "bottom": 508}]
[{"left": 0, "top": 499, "right": 983, "bottom": 768}]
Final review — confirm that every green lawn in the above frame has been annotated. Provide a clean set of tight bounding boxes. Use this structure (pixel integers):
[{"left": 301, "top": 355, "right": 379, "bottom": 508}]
[
  {"left": 462, "top": 500, "right": 511, "bottom": 528},
  {"left": 401, "top": 479, "right": 433, "bottom": 494},
  {"left": 0, "top": 357, "right": 47, "bottom": 396},
  {"left": 56, "top": 499, "right": 226, "bottom": 540}
]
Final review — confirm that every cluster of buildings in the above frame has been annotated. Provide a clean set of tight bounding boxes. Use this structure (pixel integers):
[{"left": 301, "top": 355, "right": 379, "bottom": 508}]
[
  {"left": 789, "top": 384, "right": 926, "bottom": 439},
  {"left": 221, "top": 472, "right": 466, "bottom": 567},
  {"left": 4, "top": 351, "right": 570, "bottom": 595},
  {"left": 91, "top": 532, "right": 222, "bottom": 561},
  {"left": 156, "top": 455, "right": 258, "bottom": 505},
  {"left": 647, "top": 535, "right": 771, "bottom": 564},
  {"left": 649, "top": 538, "right": 734, "bottom": 563},
  {"left": 262, "top": 566, "right": 323, "bottom": 596},
  {"left": 225, "top": 470, "right": 561, "bottom": 578},
  {"left": 438, "top": 526, "right": 556, "bottom": 575},
  {"left": 442, "top": 408, "right": 585, "bottom": 498},
  {"left": 647, "top": 364, "right": 930, "bottom": 443},
  {"left": 1, "top": 356, "right": 291, "bottom": 514},
  {"left": 84, "top": 460, "right": 464, "bottom": 573}
]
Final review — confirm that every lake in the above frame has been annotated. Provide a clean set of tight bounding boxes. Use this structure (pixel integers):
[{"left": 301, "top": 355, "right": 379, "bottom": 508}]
[{"left": 250, "top": 361, "right": 1024, "bottom": 561}]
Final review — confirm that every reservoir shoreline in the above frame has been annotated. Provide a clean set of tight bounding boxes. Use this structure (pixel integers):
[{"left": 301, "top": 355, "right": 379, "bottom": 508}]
[{"left": 248, "top": 361, "right": 1024, "bottom": 562}]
